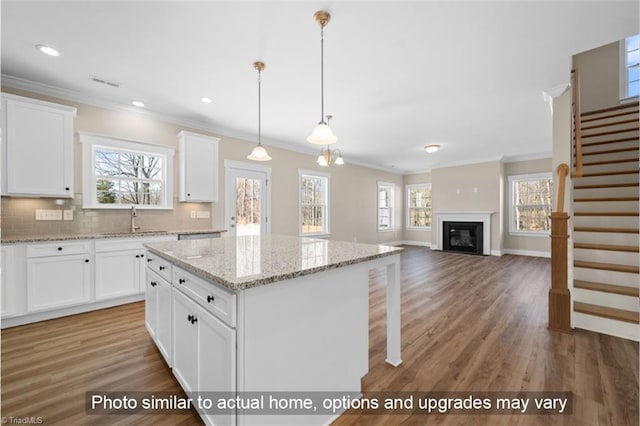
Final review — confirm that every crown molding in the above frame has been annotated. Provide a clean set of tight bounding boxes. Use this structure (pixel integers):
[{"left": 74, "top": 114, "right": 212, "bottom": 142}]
[
  {"left": 501, "top": 151, "right": 552, "bottom": 163},
  {"left": 1, "top": 74, "right": 403, "bottom": 176}
]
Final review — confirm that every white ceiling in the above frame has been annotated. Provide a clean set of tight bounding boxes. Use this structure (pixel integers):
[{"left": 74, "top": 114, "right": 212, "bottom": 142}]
[{"left": 2, "top": 1, "right": 638, "bottom": 173}]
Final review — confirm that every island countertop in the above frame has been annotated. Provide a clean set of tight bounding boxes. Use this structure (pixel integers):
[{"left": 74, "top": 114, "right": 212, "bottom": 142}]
[{"left": 144, "top": 234, "right": 403, "bottom": 291}]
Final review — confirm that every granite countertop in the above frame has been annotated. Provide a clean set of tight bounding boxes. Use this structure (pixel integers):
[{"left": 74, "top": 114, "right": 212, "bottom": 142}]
[
  {"left": 144, "top": 234, "right": 403, "bottom": 292},
  {"left": 1, "top": 229, "right": 227, "bottom": 244}
]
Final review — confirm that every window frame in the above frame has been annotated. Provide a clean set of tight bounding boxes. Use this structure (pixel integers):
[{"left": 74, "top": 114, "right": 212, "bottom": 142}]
[
  {"left": 405, "top": 183, "right": 432, "bottom": 231},
  {"left": 298, "top": 169, "right": 330, "bottom": 238},
  {"left": 377, "top": 181, "right": 395, "bottom": 232},
  {"left": 80, "top": 133, "right": 174, "bottom": 210},
  {"left": 620, "top": 34, "right": 640, "bottom": 101},
  {"left": 508, "top": 172, "right": 552, "bottom": 237}
]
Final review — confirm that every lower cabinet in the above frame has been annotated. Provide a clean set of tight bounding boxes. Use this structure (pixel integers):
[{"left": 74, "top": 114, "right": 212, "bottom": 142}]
[
  {"left": 27, "top": 254, "right": 92, "bottom": 312},
  {"left": 146, "top": 269, "right": 172, "bottom": 366},
  {"left": 96, "top": 250, "right": 143, "bottom": 300},
  {"left": 172, "top": 288, "right": 236, "bottom": 426}
]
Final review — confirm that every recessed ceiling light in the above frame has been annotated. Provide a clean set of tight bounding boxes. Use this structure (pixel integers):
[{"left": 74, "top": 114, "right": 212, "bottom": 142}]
[
  {"left": 424, "top": 144, "right": 440, "bottom": 153},
  {"left": 35, "top": 44, "right": 60, "bottom": 57},
  {"left": 132, "top": 100, "right": 145, "bottom": 107},
  {"left": 201, "top": 97, "right": 213, "bottom": 104}
]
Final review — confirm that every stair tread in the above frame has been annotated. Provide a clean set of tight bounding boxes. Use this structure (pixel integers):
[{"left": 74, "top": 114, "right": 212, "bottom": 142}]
[
  {"left": 581, "top": 102, "right": 639, "bottom": 117},
  {"left": 581, "top": 110, "right": 639, "bottom": 124},
  {"left": 574, "top": 197, "right": 639, "bottom": 202},
  {"left": 574, "top": 302, "right": 639, "bottom": 324},
  {"left": 579, "top": 136, "right": 639, "bottom": 147},
  {"left": 577, "top": 169, "right": 639, "bottom": 177},
  {"left": 582, "top": 158, "right": 639, "bottom": 166},
  {"left": 578, "top": 146, "right": 639, "bottom": 156},
  {"left": 574, "top": 280, "right": 640, "bottom": 297},
  {"left": 574, "top": 242, "right": 639, "bottom": 252},
  {"left": 574, "top": 227, "right": 639, "bottom": 234},
  {"left": 574, "top": 211, "right": 639, "bottom": 216},
  {"left": 574, "top": 260, "right": 639, "bottom": 274},
  {"left": 581, "top": 127, "right": 639, "bottom": 138},
  {"left": 581, "top": 118, "right": 640, "bottom": 131},
  {"left": 574, "top": 182, "right": 639, "bottom": 189}
]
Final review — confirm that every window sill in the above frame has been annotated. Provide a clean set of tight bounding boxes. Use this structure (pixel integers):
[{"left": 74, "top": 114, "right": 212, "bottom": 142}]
[
  {"left": 300, "top": 233, "right": 330, "bottom": 239},
  {"left": 620, "top": 95, "right": 639, "bottom": 104},
  {"left": 509, "top": 231, "right": 550, "bottom": 238},
  {"left": 377, "top": 228, "right": 394, "bottom": 233},
  {"left": 406, "top": 227, "right": 432, "bottom": 232}
]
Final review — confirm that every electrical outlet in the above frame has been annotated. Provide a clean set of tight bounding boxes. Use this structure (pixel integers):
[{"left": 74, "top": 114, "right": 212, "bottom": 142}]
[
  {"left": 35, "top": 209, "right": 63, "bottom": 221},
  {"left": 196, "top": 211, "right": 210, "bottom": 219},
  {"left": 190, "top": 211, "right": 197, "bottom": 219},
  {"left": 63, "top": 210, "right": 74, "bottom": 221}
]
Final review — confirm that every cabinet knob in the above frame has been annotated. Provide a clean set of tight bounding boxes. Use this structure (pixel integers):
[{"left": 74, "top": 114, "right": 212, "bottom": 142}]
[
  {"left": 85, "top": 259, "right": 90, "bottom": 263},
  {"left": 191, "top": 316, "right": 198, "bottom": 324},
  {"left": 178, "top": 278, "right": 185, "bottom": 284},
  {"left": 187, "top": 314, "right": 193, "bottom": 322},
  {"left": 159, "top": 266, "right": 165, "bottom": 271},
  {"left": 140, "top": 254, "right": 144, "bottom": 258},
  {"left": 57, "top": 247, "right": 63, "bottom": 251},
  {"left": 65, "top": 187, "right": 70, "bottom": 191},
  {"left": 187, "top": 193, "right": 191, "bottom": 197},
  {"left": 135, "top": 255, "right": 140, "bottom": 258},
  {"left": 207, "top": 295, "right": 214, "bottom": 303},
  {"left": 147, "top": 258, "right": 152, "bottom": 263},
  {"left": 150, "top": 281, "right": 157, "bottom": 287}
]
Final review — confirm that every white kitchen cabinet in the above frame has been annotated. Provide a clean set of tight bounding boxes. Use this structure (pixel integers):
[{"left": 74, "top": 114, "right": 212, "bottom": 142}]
[
  {"left": 27, "top": 254, "right": 92, "bottom": 312},
  {"left": 1, "top": 93, "right": 76, "bottom": 197},
  {"left": 178, "top": 131, "right": 219, "bottom": 202},
  {"left": 95, "top": 250, "right": 144, "bottom": 300},
  {"left": 0, "top": 245, "right": 23, "bottom": 317},
  {"left": 146, "top": 269, "right": 172, "bottom": 366},
  {"left": 172, "top": 287, "right": 236, "bottom": 426}
]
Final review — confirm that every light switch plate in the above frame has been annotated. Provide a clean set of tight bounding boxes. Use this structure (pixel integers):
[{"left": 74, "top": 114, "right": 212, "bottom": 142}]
[
  {"left": 190, "top": 211, "right": 197, "bottom": 219},
  {"left": 196, "top": 211, "right": 210, "bottom": 219},
  {"left": 35, "top": 209, "right": 63, "bottom": 221}
]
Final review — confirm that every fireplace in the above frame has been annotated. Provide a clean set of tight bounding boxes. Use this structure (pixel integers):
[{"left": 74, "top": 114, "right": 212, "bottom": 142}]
[{"left": 443, "top": 221, "right": 484, "bottom": 255}]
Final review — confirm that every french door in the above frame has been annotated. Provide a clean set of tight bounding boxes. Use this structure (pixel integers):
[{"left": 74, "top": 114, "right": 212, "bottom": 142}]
[{"left": 224, "top": 161, "right": 271, "bottom": 237}]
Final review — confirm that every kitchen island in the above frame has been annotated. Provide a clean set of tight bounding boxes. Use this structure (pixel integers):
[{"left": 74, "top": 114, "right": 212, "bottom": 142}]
[{"left": 144, "top": 235, "right": 403, "bottom": 426}]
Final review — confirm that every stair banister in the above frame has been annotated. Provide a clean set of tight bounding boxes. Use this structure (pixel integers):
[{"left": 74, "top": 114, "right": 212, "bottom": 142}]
[
  {"left": 571, "top": 69, "right": 584, "bottom": 177},
  {"left": 548, "top": 163, "right": 571, "bottom": 332}
]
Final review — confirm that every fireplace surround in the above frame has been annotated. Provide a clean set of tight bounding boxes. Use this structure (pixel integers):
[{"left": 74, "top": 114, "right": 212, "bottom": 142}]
[{"left": 434, "top": 211, "right": 494, "bottom": 255}]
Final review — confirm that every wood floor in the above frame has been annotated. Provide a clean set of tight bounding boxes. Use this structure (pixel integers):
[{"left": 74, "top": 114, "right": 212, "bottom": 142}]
[{"left": 2, "top": 246, "right": 637, "bottom": 425}]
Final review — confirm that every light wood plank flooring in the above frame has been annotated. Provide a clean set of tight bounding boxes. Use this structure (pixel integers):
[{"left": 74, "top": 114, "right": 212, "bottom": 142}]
[{"left": 2, "top": 246, "right": 637, "bottom": 425}]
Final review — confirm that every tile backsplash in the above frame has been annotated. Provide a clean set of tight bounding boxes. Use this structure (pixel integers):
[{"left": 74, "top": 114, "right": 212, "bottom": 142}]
[{"left": 1, "top": 195, "right": 214, "bottom": 237}]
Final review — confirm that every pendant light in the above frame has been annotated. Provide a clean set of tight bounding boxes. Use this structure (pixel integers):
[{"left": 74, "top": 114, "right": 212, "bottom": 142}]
[
  {"left": 248, "top": 61, "right": 272, "bottom": 161},
  {"left": 307, "top": 10, "right": 338, "bottom": 145},
  {"left": 315, "top": 115, "right": 344, "bottom": 167}
]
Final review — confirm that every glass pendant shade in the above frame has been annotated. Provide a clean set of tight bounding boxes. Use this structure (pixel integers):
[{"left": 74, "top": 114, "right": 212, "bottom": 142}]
[
  {"left": 248, "top": 144, "right": 271, "bottom": 161},
  {"left": 307, "top": 123, "right": 338, "bottom": 145},
  {"left": 334, "top": 153, "right": 344, "bottom": 165},
  {"left": 316, "top": 153, "right": 329, "bottom": 166}
]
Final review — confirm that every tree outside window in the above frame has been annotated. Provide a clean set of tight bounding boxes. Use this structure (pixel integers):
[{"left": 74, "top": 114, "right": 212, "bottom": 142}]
[
  {"left": 300, "top": 173, "right": 329, "bottom": 236},
  {"left": 406, "top": 184, "right": 432, "bottom": 229},
  {"left": 509, "top": 173, "right": 552, "bottom": 234}
]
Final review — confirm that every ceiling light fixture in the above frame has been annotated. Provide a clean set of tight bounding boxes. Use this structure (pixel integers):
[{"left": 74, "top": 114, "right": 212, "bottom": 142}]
[
  {"left": 132, "top": 100, "right": 145, "bottom": 107},
  {"left": 201, "top": 97, "right": 213, "bottom": 104},
  {"left": 424, "top": 144, "right": 440, "bottom": 153},
  {"left": 35, "top": 44, "right": 60, "bottom": 57},
  {"left": 247, "top": 61, "right": 272, "bottom": 162},
  {"left": 316, "top": 115, "right": 344, "bottom": 167},
  {"left": 307, "top": 10, "right": 337, "bottom": 145}
]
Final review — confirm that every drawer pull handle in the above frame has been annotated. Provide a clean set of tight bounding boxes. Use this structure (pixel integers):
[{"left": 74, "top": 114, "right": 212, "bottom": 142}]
[
  {"left": 187, "top": 314, "right": 193, "bottom": 322},
  {"left": 147, "top": 258, "right": 152, "bottom": 263},
  {"left": 85, "top": 259, "right": 90, "bottom": 263},
  {"left": 150, "top": 281, "right": 157, "bottom": 287},
  {"left": 135, "top": 255, "right": 140, "bottom": 258},
  {"left": 191, "top": 316, "right": 198, "bottom": 324},
  {"left": 57, "top": 247, "right": 63, "bottom": 251},
  {"left": 159, "top": 266, "right": 165, "bottom": 271},
  {"left": 178, "top": 278, "right": 185, "bottom": 284},
  {"left": 207, "top": 295, "right": 215, "bottom": 303}
]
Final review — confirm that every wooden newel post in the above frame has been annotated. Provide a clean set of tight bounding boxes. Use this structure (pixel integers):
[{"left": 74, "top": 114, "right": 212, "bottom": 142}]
[{"left": 549, "top": 163, "right": 571, "bottom": 332}]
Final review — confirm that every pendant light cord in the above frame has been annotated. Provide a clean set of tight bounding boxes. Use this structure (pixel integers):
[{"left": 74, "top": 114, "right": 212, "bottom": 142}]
[
  {"left": 320, "top": 25, "right": 325, "bottom": 124},
  {"left": 258, "top": 68, "right": 262, "bottom": 146}
]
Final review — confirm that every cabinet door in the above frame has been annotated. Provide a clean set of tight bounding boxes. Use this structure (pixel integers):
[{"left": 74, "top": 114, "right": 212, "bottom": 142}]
[
  {"left": 3, "top": 96, "right": 75, "bottom": 197},
  {"left": 27, "top": 255, "right": 91, "bottom": 312},
  {"left": 178, "top": 131, "right": 219, "bottom": 202},
  {"left": 172, "top": 289, "right": 198, "bottom": 393},
  {"left": 145, "top": 270, "right": 159, "bottom": 339},
  {"left": 156, "top": 278, "right": 173, "bottom": 366},
  {"left": 1, "top": 246, "right": 15, "bottom": 317},
  {"left": 95, "top": 250, "right": 141, "bottom": 300},
  {"left": 197, "top": 301, "right": 236, "bottom": 426}
]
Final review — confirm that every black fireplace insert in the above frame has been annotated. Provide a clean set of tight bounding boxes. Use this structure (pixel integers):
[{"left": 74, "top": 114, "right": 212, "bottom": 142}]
[{"left": 442, "top": 221, "right": 484, "bottom": 255}]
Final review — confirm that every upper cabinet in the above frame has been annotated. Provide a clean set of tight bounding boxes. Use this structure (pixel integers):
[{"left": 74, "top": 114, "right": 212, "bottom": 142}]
[
  {"left": 177, "top": 131, "right": 219, "bottom": 202},
  {"left": 1, "top": 93, "right": 77, "bottom": 197}
]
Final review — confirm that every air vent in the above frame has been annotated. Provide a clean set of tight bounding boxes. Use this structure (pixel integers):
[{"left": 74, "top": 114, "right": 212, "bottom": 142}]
[{"left": 89, "top": 75, "right": 120, "bottom": 88}]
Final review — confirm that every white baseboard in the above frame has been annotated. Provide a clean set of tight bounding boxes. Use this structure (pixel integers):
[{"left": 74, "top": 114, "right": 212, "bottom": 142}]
[
  {"left": 502, "top": 249, "right": 551, "bottom": 258},
  {"left": 392, "top": 240, "right": 433, "bottom": 248},
  {"left": 491, "top": 250, "right": 503, "bottom": 256},
  {"left": 1, "top": 294, "right": 145, "bottom": 328}
]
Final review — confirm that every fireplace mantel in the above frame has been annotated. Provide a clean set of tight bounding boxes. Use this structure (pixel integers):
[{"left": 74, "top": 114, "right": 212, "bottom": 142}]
[{"left": 434, "top": 211, "right": 494, "bottom": 255}]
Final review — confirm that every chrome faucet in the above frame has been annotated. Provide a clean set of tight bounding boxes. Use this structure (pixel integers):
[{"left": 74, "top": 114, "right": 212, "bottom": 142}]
[{"left": 131, "top": 206, "right": 140, "bottom": 233}]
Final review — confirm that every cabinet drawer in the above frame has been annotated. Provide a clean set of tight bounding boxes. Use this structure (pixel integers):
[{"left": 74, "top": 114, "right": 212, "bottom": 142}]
[
  {"left": 146, "top": 252, "right": 172, "bottom": 282},
  {"left": 26, "top": 241, "right": 90, "bottom": 258},
  {"left": 173, "top": 267, "right": 236, "bottom": 327}
]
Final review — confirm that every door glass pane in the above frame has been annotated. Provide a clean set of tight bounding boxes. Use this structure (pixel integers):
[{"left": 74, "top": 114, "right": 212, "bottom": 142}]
[{"left": 236, "top": 177, "right": 261, "bottom": 236}]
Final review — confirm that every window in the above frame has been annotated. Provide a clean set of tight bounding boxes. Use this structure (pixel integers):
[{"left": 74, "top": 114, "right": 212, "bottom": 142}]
[
  {"left": 406, "top": 184, "right": 432, "bottom": 230},
  {"left": 508, "top": 173, "right": 552, "bottom": 235},
  {"left": 621, "top": 34, "right": 639, "bottom": 99},
  {"left": 377, "top": 182, "right": 394, "bottom": 231},
  {"left": 299, "top": 170, "right": 329, "bottom": 236},
  {"left": 80, "top": 133, "right": 174, "bottom": 209}
]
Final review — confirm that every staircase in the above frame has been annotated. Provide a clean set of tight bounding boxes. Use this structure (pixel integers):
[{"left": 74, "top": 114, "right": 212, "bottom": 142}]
[{"left": 571, "top": 101, "right": 640, "bottom": 341}]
